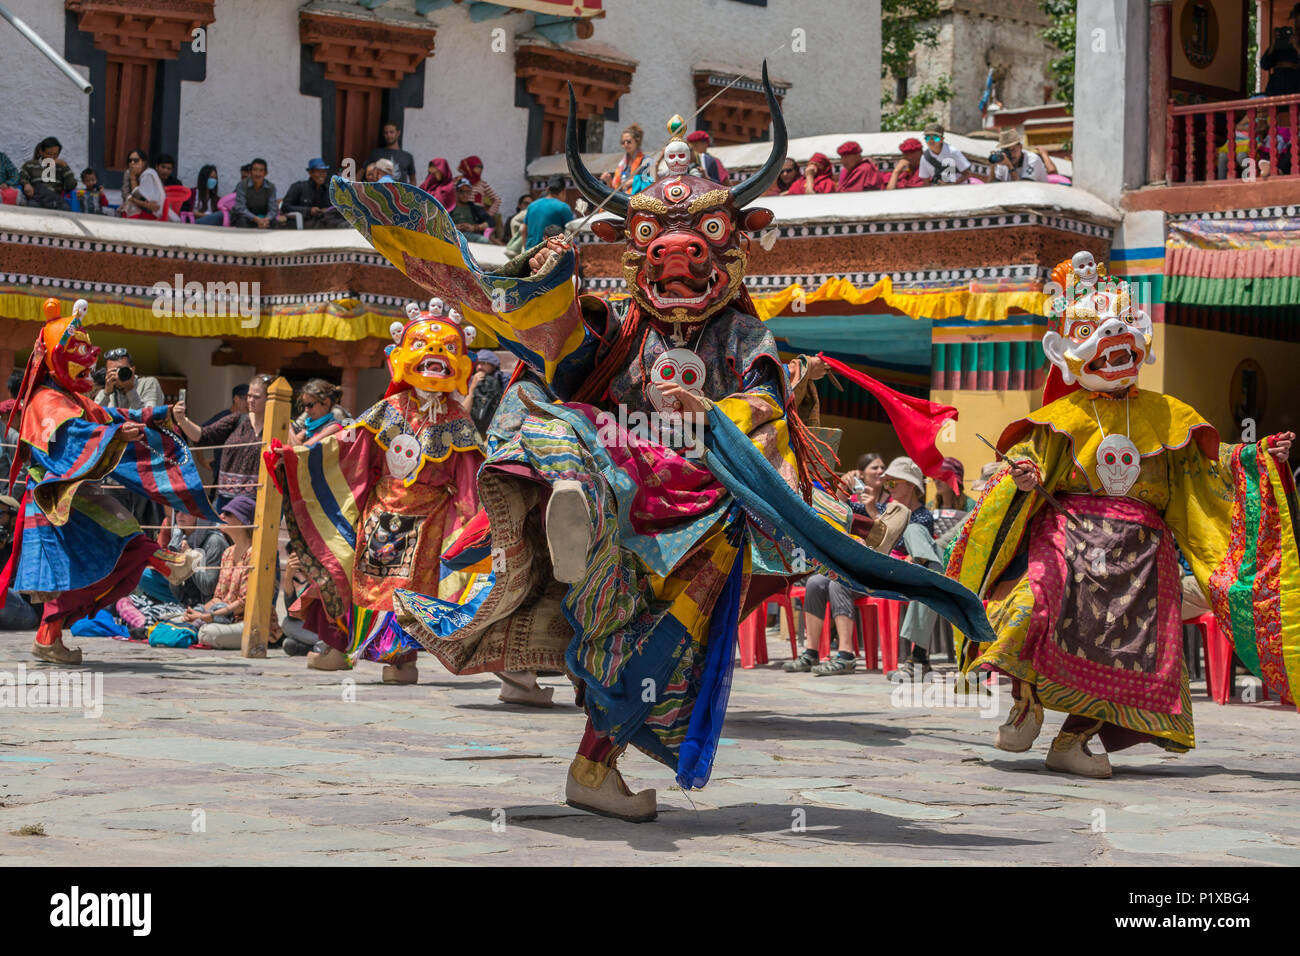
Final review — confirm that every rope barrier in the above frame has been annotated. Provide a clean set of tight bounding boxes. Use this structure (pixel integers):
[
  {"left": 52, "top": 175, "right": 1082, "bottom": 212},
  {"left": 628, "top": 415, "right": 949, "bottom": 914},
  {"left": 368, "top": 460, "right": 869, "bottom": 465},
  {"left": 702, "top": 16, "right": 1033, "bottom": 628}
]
[{"left": 188, "top": 441, "right": 267, "bottom": 452}]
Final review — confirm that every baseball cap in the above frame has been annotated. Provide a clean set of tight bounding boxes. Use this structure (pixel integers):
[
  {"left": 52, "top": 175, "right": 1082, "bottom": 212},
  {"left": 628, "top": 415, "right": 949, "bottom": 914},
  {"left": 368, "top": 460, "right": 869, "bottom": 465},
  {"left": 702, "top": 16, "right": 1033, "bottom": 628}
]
[
  {"left": 923, "top": 122, "right": 944, "bottom": 138},
  {"left": 476, "top": 350, "right": 501, "bottom": 367},
  {"left": 306, "top": 158, "right": 329, "bottom": 170},
  {"left": 456, "top": 177, "right": 473, "bottom": 187}
]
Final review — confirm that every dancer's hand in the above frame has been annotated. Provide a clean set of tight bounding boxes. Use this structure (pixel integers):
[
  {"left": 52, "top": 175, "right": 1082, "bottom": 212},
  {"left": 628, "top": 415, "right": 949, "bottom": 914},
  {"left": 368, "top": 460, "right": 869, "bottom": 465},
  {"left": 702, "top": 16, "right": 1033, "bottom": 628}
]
[
  {"left": 119, "top": 421, "right": 146, "bottom": 442},
  {"left": 1007, "top": 459, "right": 1039, "bottom": 492},
  {"left": 1269, "top": 431, "right": 1295, "bottom": 463},
  {"left": 658, "top": 383, "right": 708, "bottom": 415}
]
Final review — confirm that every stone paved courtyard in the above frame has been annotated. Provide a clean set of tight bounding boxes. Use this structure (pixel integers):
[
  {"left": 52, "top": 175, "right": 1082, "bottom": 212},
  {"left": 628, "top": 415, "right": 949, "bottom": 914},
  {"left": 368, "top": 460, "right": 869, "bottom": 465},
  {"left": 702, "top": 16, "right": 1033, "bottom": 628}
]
[{"left": 1, "top": 628, "right": 1298, "bottom": 866}]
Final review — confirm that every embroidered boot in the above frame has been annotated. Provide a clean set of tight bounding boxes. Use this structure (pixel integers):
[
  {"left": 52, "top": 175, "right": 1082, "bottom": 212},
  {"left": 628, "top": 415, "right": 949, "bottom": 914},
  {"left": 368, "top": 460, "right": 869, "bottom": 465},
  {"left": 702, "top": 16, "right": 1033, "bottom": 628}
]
[
  {"left": 565, "top": 754, "right": 657, "bottom": 823},
  {"left": 306, "top": 644, "right": 352, "bottom": 671},
  {"left": 545, "top": 479, "right": 592, "bottom": 584},
  {"left": 1045, "top": 724, "right": 1112, "bottom": 778},
  {"left": 995, "top": 685, "right": 1044, "bottom": 753},
  {"left": 32, "top": 619, "right": 82, "bottom": 665},
  {"left": 381, "top": 661, "right": 419, "bottom": 685},
  {"left": 498, "top": 670, "right": 555, "bottom": 707}
]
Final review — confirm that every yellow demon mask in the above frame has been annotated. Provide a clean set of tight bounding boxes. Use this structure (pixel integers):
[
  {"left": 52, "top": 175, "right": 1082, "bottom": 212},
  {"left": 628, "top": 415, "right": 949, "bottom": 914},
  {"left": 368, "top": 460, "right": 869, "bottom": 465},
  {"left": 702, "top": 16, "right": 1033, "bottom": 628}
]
[{"left": 386, "top": 313, "right": 472, "bottom": 395}]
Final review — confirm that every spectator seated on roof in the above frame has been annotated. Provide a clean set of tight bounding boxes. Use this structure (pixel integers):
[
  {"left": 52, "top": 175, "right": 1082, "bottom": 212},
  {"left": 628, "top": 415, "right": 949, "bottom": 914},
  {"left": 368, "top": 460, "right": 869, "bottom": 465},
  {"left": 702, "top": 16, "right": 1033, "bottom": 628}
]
[
  {"left": 686, "top": 130, "right": 729, "bottom": 184},
  {"left": 765, "top": 157, "right": 802, "bottom": 196},
  {"left": 836, "top": 140, "right": 882, "bottom": 191},
  {"left": 283, "top": 158, "right": 346, "bottom": 228},
  {"left": 785, "top": 151, "right": 837, "bottom": 194},
  {"left": 450, "top": 177, "right": 496, "bottom": 243},
  {"left": 885, "top": 138, "right": 929, "bottom": 189},
  {"left": 991, "top": 127, "right": 1052, "bottom": 183},
  {"left": 918, "top": 123, "right": 972, "bottom": 185}
]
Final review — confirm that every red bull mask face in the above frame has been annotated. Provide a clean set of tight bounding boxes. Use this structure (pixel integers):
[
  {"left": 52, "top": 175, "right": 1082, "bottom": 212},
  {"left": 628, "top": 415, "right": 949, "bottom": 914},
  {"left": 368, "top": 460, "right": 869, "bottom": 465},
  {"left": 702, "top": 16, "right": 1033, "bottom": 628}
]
[
  {"left": 42, "top": 301, "right": 100, "bottom": 394},
  {"left": 387, "top": 318, "right": 471, "bottom": 394}
]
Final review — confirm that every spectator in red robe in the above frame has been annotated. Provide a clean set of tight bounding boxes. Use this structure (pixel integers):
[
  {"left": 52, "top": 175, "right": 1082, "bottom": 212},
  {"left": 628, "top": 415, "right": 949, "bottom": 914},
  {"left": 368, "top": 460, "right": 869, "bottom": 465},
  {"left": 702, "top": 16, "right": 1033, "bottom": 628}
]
[
  {"left": 885, "top": 138, "right": 929, "bottom": 190},
  {"left": 785, "top": 152, "right": 837, "bottom": 194},
  {"left": 685, "top": 130, "right": 729, "bottom": 184},
  {"left": 836, "top": 140, "right": 882, "bottom": 192}
]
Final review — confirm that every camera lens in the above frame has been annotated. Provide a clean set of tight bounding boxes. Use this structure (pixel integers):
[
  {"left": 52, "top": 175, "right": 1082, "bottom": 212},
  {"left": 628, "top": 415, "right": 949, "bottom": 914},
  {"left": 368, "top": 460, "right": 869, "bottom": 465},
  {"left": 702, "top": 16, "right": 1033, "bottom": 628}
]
[{"left": 117, "top": 367, "right": 133, "bottom": 384}]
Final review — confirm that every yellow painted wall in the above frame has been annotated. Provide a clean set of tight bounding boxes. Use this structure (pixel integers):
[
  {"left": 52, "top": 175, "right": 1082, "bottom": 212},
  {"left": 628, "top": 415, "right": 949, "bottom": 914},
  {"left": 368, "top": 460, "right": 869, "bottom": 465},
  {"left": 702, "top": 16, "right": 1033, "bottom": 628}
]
[
  {"left": 819, "top": 414, "right": 904, "bottom": 471},
  {"left": 1159, "top": 325, "right": 1300, "bottom": 438},
  {"left": 931, "top": 388, "right": 1041, "bottom": 481}
]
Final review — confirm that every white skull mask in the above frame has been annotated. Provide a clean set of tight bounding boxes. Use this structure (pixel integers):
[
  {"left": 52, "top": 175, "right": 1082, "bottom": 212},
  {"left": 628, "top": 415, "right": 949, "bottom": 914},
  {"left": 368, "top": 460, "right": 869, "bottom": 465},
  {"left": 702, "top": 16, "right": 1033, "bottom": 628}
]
[
  {"left": 1096, "top": 433, "right": 1140, "bottom": 496},
  {"left": 386, "top": 433, "right": 421, "bottom": 482},
  {"left": 1071, "top": 250, "right": 1099, "bottom": 289},
  {"left": 647, "top": 348, "right": 705, "bottom": 414},
  {"left": 664, "top": 140, "right": 692, "bottom": 176}
]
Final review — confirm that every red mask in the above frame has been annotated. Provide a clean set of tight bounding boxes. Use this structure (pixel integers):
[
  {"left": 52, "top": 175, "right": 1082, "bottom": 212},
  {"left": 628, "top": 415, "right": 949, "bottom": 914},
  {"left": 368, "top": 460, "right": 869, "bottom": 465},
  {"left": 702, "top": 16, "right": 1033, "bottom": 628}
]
[{"left": 41, "top": 298, "right": 99, "bottom": 394}]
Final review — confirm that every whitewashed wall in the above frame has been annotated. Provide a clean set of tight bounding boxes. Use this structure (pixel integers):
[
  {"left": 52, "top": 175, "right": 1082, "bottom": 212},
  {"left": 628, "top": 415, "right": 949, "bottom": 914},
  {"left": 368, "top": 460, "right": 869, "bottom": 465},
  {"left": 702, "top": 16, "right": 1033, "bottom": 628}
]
[
  {"left": 176, "top": 0, "right": 322, "bottom": 192},
  {"left": 0, "top": 0, "right": 90, "bottom": 169}
]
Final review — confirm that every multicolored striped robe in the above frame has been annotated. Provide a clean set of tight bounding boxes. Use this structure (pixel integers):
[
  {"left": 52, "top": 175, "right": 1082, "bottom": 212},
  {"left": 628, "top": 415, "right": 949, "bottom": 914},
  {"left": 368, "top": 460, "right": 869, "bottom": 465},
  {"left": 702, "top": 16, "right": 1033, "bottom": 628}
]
[
  {"left": 2, "top": 384, "right": 216, "bottom": 601},
  {"left": 330, "top": 177, "right": 995, "bottom": 789},
  {"left": 947, "top": 389, "right": 1300, "bottom": 749},
  {"left": 273, "top": 392, "right": 485, "bottom": 663}
]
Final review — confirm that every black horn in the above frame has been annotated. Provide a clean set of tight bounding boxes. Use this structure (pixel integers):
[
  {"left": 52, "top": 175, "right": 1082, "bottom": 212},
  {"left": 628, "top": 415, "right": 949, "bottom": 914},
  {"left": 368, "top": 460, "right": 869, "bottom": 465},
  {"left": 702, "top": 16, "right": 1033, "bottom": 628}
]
[
  {"left": 566, "top": 84, "right": 628, "bottom": 219},
  {"left": 729, "top": 60, "right": 787, "bottom": 209}
]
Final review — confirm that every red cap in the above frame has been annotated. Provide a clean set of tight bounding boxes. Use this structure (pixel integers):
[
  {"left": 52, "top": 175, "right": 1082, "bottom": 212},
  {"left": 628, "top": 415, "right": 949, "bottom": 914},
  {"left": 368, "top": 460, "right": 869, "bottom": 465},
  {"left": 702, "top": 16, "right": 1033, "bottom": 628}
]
[
  {"left": 898, "top": 138, "right": 923, "bottom": 153},
  {"left": 685, "top": 131, "right": 710, "bottom": 144},
  {"left": 808, "top": 152, "right": 830, "bottom": 166},
  {"left": 836, "top": 141, "right": 862, "bottom": 156}
]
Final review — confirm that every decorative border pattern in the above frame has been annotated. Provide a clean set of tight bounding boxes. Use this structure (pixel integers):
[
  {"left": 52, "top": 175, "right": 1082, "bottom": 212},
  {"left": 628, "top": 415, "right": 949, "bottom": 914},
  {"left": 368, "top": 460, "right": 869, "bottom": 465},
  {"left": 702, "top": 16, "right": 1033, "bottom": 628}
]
[
  {"left": 582, "top": 262, "right": 1044, "bottom": 294},
  {"left": 572, "top": 210, "right": 1110, "bottom": 244},
  {"left": 1167, "top": 204, "right": 1300, "bottom": 222},
  {"left": 0, "top": 272, "right": 411, "bottom": 309},
  {"left": 0, "top": 232, "right": 391, "bottom": 269}
]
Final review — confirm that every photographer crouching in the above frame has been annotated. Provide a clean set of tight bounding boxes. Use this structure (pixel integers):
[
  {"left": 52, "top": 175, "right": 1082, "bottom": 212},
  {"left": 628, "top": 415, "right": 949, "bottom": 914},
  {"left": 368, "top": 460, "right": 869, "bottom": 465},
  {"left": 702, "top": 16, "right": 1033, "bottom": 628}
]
[{"left": 989, "top": 127, "right": 1053, "bottom": 183}]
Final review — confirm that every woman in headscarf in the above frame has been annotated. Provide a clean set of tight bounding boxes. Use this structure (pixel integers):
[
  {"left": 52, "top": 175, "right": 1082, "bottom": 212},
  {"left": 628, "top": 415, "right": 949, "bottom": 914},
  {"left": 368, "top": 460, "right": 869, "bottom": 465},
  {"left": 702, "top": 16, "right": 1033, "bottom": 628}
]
[
  {"left": 456, "top": 155, "right": 500, "bottom": 218},
  {"left": 420, "top": 157, "right": 457, "bottom": 209}
]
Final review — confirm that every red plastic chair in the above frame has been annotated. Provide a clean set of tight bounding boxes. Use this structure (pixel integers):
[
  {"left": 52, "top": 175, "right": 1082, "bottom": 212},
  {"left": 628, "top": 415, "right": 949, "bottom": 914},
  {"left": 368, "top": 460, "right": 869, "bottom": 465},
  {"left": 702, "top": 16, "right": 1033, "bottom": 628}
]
[
  {"left": 1192, "top": 611, "right": 1294, "bottom": 707},
  {"left": 162, "top": 184, "right": 192, "bottom": 221},
  {"left": 736, "top": 589, "right": 797, "bottom": 669}
]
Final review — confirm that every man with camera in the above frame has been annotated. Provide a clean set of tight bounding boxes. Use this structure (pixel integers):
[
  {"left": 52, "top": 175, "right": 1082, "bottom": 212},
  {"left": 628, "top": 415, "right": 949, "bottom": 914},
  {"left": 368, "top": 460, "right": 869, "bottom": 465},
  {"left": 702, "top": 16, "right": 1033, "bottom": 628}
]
[
  {"left": 990, "top": 127, "right": 1051, "bottom": 183},
  {"left": 1261, "top": 6, "right": 1300, "bottom": 95},
  {"left": 92, "top": 347, "right": 165, "bottom": 411}
]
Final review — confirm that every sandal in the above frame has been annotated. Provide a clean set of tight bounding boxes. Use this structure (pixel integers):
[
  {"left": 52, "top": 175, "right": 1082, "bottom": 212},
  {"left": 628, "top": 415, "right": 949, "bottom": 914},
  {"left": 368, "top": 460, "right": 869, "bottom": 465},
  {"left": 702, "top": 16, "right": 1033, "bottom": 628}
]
[{"left": 812, "top": 652, "right": 856, "bottom": 676}]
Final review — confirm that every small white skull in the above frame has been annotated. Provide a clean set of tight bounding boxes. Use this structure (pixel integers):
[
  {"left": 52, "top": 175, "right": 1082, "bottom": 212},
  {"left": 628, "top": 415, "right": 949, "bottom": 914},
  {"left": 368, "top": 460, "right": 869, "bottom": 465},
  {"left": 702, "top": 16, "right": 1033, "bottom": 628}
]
[
  {"left": 427, "top": 297, "right": 445, "bottom": 316},
  {"left": 1096, "top": 433, "right": 1140, "bottom": 496},
  {"left": 647, "top": 348, "right": 705, "bottom": 414},
  {"left": 385, "top": 433, "right": 421, "bottom": 481},
  {"left": 404, "top": 302, "right": 421, "bottom": 321},
  {"left": 664, "top": 140, "right": 692, "bottom": 176},
  {"left": 1071, "top": 250, "right": 1099, "bottom": 289}
]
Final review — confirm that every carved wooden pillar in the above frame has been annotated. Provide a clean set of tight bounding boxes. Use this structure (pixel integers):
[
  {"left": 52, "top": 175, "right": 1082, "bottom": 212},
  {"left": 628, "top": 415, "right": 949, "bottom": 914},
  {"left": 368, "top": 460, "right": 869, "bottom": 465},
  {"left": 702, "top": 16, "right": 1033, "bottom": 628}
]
[{"left": 1147, "top": 0, "right": 1172, "bottom": 185}]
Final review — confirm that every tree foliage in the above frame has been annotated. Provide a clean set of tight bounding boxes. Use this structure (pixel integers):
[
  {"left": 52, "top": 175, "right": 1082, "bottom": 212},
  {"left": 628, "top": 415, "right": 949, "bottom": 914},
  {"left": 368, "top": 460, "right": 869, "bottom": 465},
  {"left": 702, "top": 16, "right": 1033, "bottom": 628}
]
[
  {"left": 1040, "top": 0, "right": 1076, "bottom": 112},
  {"left": 881, "top": 0, "right": 943, "bottom": 82},
  {"left": 882, "top": 77, "right": 955, "bottom": 131}
]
